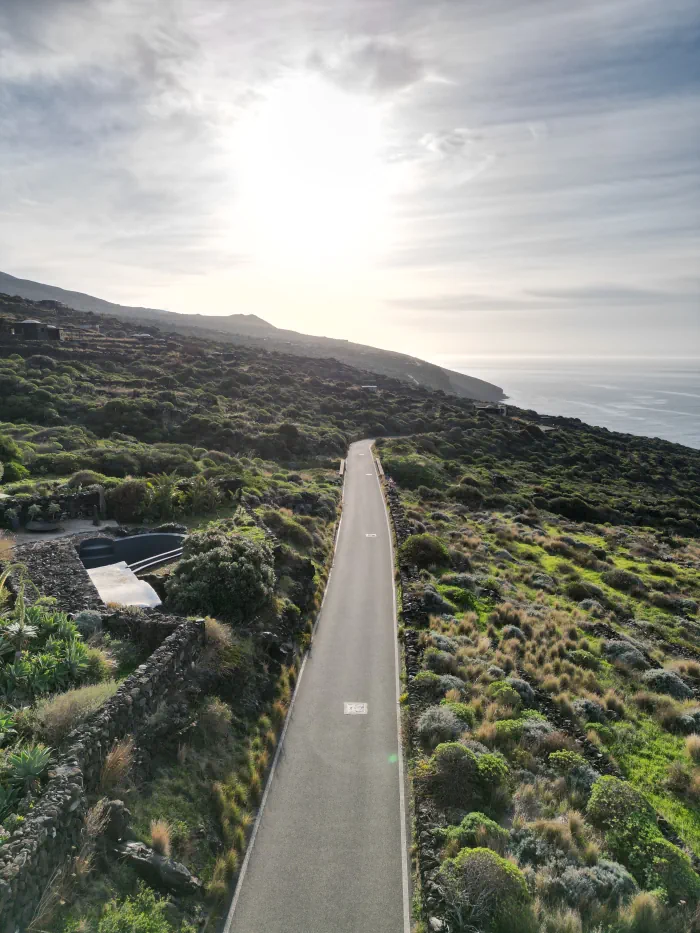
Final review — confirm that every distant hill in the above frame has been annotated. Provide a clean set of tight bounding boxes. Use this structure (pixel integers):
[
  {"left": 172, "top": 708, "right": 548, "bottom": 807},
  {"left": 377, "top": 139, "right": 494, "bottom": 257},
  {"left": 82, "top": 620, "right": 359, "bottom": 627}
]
[{"left": 0, "top": 269, "right": 504, "bottom": 402}]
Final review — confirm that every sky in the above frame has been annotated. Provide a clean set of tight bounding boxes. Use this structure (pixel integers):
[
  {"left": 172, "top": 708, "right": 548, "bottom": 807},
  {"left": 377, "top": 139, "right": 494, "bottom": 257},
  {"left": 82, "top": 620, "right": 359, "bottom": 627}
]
[{"left": 0, "top": 0, "right": 698, "bottom": 360}]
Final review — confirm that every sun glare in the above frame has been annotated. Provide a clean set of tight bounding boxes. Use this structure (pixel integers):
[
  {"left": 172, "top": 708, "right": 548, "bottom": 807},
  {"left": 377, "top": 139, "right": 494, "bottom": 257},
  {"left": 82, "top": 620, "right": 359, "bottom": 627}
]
[{"left": 234, "top": 76, "right": 390, "bottom": 269}]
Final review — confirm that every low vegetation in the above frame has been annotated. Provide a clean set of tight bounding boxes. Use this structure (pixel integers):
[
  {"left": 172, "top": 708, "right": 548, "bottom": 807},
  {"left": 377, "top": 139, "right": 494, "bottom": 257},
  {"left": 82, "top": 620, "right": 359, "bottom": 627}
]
[{"left": 378, "top": 428, "right": 700, "bottom": 932}]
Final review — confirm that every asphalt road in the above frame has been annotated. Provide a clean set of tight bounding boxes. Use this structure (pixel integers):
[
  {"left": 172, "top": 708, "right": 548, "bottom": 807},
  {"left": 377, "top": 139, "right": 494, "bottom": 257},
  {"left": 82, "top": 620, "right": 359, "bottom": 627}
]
[{"left": 224, "top": 439, "right": 409, "bottom": 933}]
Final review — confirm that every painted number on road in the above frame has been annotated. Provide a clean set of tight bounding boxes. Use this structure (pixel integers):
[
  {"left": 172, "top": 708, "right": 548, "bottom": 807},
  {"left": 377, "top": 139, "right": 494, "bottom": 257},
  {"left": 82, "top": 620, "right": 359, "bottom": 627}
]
[{"left": 344, "top": 702, "right": 368, "bottom": 715}]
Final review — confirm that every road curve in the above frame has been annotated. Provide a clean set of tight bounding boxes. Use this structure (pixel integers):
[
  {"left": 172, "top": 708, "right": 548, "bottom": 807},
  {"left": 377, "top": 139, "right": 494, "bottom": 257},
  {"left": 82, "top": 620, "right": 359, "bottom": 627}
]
[{"left": 224, "top": 439, "right": 409, "bottom": 933}]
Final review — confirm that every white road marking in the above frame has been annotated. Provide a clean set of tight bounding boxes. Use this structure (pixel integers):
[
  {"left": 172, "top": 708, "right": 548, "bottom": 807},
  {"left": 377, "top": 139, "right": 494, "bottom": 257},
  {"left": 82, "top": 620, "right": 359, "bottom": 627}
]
[
  {"left": 344, "top": 702, "right": 368, "bottom": 715},
  {"left": 365, "top": 533, "right": 377, "bottom": 538},
  {"left": 366, "top": 473, "right": 373, "bottom": 475}
]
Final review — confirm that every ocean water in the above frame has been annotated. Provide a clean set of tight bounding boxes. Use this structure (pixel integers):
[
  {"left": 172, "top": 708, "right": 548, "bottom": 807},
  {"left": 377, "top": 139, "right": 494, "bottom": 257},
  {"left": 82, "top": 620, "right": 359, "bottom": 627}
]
[{"left": 444, "top": 357, "right": 700, "bottom": 450}]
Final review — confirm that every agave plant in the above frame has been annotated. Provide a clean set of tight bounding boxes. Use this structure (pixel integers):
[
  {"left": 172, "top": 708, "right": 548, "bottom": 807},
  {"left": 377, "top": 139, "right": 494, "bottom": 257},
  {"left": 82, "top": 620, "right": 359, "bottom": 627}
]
[
  {"left": 6, "top": 744, "right": 53, "bottom": 788},
  {"left": 0, "top": 710, "right": 16, "bottom": 747}
]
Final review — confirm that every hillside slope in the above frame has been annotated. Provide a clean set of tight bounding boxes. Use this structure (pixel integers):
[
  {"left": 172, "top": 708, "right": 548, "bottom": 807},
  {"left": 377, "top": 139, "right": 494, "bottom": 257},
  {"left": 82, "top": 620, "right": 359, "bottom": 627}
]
[{"left": 0, "top": 269, "right": 503, "bottom": 402}]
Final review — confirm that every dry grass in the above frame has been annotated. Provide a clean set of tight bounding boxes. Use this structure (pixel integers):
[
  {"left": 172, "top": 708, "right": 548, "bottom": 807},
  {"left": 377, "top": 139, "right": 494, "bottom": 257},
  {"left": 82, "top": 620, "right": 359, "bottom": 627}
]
[
  {"left": 34, "top": 682, "right": 118, "bottom": 746},
  {"left": 150, "top": 819, "right": 171, "bottom": 856},
  {"left": 686, "top": 734, "right": 700, "bottom": 764},
  {"left": 99, "top": 736, "right": 134, "bottom": 793}
]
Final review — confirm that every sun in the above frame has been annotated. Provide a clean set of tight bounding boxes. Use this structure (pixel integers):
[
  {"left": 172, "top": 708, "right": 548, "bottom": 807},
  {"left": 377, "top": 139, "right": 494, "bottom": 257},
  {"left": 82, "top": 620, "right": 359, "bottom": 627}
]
[{"left": 234, "top": 75, "right": 390, "bottom": 269}]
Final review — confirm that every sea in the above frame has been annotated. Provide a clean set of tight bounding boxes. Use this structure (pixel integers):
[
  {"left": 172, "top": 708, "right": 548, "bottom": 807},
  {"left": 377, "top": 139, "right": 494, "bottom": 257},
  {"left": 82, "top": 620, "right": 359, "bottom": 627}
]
[{"left": 443, "top": 357, "right": 700, "bottom": 450}]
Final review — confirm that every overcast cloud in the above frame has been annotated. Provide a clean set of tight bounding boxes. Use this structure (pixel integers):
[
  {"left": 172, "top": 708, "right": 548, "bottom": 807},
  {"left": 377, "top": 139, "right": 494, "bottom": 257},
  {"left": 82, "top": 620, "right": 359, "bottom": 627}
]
[{"left": 0, "top": 0, "right": 698, "bottom": 357}]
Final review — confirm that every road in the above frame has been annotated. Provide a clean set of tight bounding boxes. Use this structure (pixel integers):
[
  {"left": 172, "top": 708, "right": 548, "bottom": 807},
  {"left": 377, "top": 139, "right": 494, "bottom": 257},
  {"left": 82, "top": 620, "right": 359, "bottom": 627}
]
[{"left": 224, "top": 439, "right": 409, "bottom": 933}]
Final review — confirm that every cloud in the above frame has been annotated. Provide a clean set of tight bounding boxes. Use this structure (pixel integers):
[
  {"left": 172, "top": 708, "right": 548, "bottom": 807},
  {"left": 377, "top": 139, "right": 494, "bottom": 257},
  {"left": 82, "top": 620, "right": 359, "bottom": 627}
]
[
  {"left": 0, "top": 0, "right": 697, "bottom": 357},
  {"left": 309, "top": 37, "right": 426, "bottom": 95}
]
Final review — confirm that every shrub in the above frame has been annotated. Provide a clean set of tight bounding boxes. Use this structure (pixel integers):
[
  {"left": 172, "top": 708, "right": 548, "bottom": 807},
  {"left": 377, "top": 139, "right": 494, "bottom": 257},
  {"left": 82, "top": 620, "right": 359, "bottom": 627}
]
[
  {"left": 586, "top": 776, "right": 700, "bottom": 901},
  {"left": 488, "top": 680, "right": 522, "bottom": 709},
  {"left": 424, "top": 647, "right": 459, "bottom": 675},
  {"left": 642, "top": 669, "right": 692, "bottom": 700},
  {"left": 506, "top": 677, "right": 536, "bottom": 705},
  {"left": 412, "top": 670, "right": 465, "bottom": 700},
  {"left": 97, "top": 884, "right": 183, "bottom": 933},
  {"left": 66, "top": 469, "right": 111, "bottom": 488},
  {"left": 442, "top": 700, "right": 475, "bottom": 727},
  {"left": 442, "top": 811, "right": 510, "bottom": 854},
  {"left": 198, "top": 697, "right": 233, "bottom": 739},
  {"left": 616, "top": 891, "right": 662, "bottom": 932},
  {"left": 549, "top": 750, "right": 588, "bottom": 774},
  {"left": 399, "top": 533, "right": 449, "bottom": 569},
  {"left": 166, "top": 529, "right": 275, "bottom": 625},
  {"left": 2, "top": 461, "right": 29, "bottom": 483},
  {"left": 105, "top": 479, "right": 151, "bottom": 522},
  {"left": 427, "top": 742, "right": 481, "bottom": 809},
  {"left": 73, "top": 610, "right": 103, "bottom": 637},
  {"left": 546, "top": 859, "right": 638, "bottom": 910},
  {"left": 34, "top": 682, "right": 118, "bottom": 745},
  {"left": 437, "top": 847, "right": 530, "bottom": 931},
  {"left": 416, "top": 706, "right": 462, "bottom": 750},
  {"left": 601, "top": 569, "right": 647, "bottom": 593}
]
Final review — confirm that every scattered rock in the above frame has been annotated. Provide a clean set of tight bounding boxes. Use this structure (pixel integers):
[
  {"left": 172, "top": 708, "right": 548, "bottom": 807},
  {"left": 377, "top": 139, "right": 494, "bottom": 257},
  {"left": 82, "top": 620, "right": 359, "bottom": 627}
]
[
  {"left": 104, "top": 800, "right": 135, "bottom": 843},
  {"left": 429, "top": 919, "right": 446, "bottom": 932},
  {"left": 116, "top": 841, "right": 202, "bottom": 894}
]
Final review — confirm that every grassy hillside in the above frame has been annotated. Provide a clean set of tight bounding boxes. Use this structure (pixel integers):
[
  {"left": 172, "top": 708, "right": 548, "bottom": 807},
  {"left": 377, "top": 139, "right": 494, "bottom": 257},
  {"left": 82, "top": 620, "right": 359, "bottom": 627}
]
[
  {"left": 1, "top": 290, "right": 700, "bottom": 932},
  {"left": 0, "top": 273, "right": 504, "bottom": 401},
  {"left": 377, "top": 420, "right": 700, "bottom": 932}
]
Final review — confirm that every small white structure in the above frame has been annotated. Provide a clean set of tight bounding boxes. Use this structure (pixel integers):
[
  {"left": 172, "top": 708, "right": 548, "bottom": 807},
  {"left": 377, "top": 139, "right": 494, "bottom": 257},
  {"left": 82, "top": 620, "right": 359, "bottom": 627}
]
[{"left": 88, "top": 561, "right": 161, "bottom": 608}]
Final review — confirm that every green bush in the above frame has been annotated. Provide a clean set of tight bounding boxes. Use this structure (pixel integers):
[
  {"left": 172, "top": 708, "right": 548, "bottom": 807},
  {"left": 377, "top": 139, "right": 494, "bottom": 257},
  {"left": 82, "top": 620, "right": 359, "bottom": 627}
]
[
  {"left": 587, "top": 776, "right": 700, "bottom": 902},
  {"left": 382, "top": 455, "right": 444, "bottom": 490},
  {"left": 441, "top": 700, "right": 475, "bottom": 726},
  {"left": 2, "top": 461, "right": 29, "bottom": 483},
  {"left": 438, "top": 847, "right": 530, "bottom": 931},
  {"left": 399, "top": 533, "right": 449, "bottom": 569},
  {"left": 442, "top": 811, "right": 510, "bottom": 852},
  {"left": 0, "top": 434, "right": 21, "bottom": 463},
  {"left": 425, "top": 743, "right": 509, "bottom": 811},
  {"left": 97, "top": 884, "right": 195, "bottom": 933},
  {"left": 166, "top": 529, "right": 275, "bottom": 625},
  {"left": 106, "top": 479, "right": 151, "bottom": 522},
  {"left": 549, "top": 750, "right": 588, "bottom": 774},
  {"left": 488, "top": 680, "right": 523, "bottom": 709}
]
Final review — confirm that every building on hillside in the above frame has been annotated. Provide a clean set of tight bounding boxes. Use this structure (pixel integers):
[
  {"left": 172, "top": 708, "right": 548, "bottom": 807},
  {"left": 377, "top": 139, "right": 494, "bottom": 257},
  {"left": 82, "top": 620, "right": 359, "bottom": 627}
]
[
  {"left": 15, "top": 320, "right": 62, "bottom": 341},
  {"left": 475, "top": 401, "right": 507, "bottom": 416},
  {"left": 36, "top": 299, "right": 67, "bottom": 311}
]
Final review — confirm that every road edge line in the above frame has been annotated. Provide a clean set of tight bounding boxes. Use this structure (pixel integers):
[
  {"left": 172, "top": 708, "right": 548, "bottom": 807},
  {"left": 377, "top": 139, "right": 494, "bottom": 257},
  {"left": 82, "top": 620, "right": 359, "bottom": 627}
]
[
  {"left": 221, "top": 457, "right": 347, "bottom": 931},
  {"left": 373, "top": 442, "right": 412, "bottom": 933}
]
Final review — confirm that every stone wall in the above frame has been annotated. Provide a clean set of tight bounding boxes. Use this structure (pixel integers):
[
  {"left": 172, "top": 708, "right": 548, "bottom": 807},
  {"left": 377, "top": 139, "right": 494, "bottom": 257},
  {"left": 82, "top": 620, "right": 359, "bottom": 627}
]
[
  {"left": 9, "top": 537, "right": 103, "bottom": 612},
  {"left": 103, "top": 608, "right": 190, "bottom": 653},
  {"left": 0, "top": 487, "right": 103, "bottom": 528},
  {"left": 0, "top": 620, "right": 205, "bottom": 933}
]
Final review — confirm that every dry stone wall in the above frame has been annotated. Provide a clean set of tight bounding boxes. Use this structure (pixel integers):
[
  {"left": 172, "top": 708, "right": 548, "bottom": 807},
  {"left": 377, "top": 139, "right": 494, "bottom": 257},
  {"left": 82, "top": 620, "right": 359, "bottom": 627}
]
[
  {"left": 0, "top": 620, "right": 205, "bottom": 932},
  {"left": 10, "top": 537, "right": 103, "bottom": 611}
]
